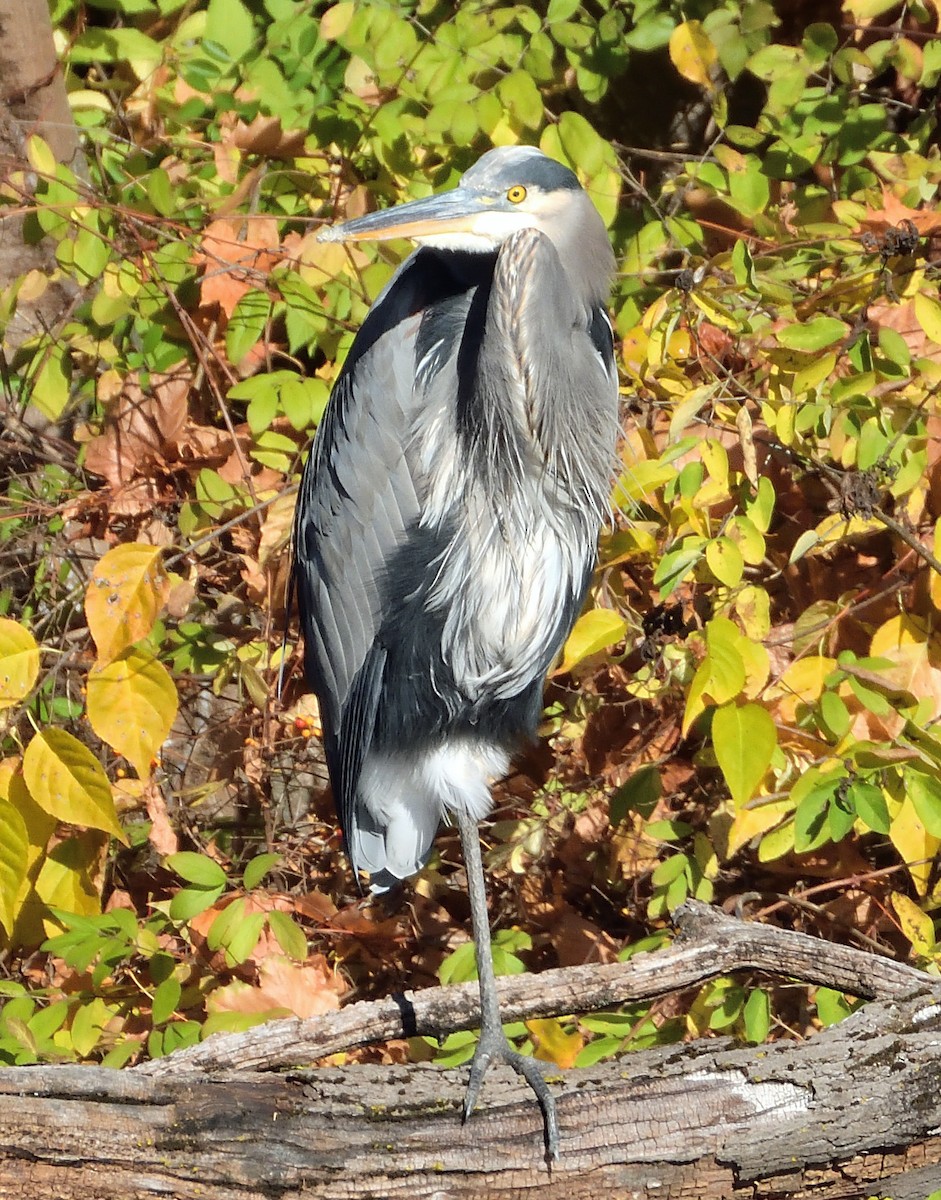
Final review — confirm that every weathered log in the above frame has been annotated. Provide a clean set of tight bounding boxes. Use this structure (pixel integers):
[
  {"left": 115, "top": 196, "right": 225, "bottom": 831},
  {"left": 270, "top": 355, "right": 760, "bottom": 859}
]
[{"left": 1, "top": 903, "right": 940, "bottom": 1199}]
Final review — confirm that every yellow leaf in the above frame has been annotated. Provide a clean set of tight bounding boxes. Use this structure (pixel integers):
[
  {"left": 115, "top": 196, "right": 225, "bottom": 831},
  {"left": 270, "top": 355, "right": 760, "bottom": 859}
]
[
  {"left": 85, "top": 543, "right": 169, "bottom": 664},
  {"left": 700, "top": 439, "right": 729, "bottom": 488},
  {"left": 914, "top": 292, "right": 941, "bottom": 346},
  {"left": 668, "top": 20, "right": 717, "bottom": 88},
  {"left": 8, "top": 769, "right": 56, "bottom": 871},
  {"left": 0, "top": 619, "right": 40, "bottom": 712},
  {"left": 793, "top": 351, "right": 838, "bottom": 396},
  {"left": 713, "top": 702, "right": 777, "bottom": 807},
  {"left": 689, "top": 290, "right": 738, "bottom": 330},
  {"left": 599, "top": 527, "right": 658, "bottom": 566},
  {"left": 87, "top": 649, "right": 178, "bottom": 779},
  {"left": 706, "top": 536, "right": 744, "bottom": 587},
  {"left": 723, "top": 796, "right": 793, "bottom": 860},
  {"left": 766, "top": 656, "right": 836, "bottom": 723},
  {"left": 740, "top": 638, "right": 770, "bottom": 699},
  {"left": 891, "top": 891, "right": 935, "bottom": 957},
  {"left": 614, "top": 459, "right": 676, "bottom": 506},
  {"left": 736, "top": 403, "right": 758, "bottom": 486},
  {"left": 33, "top": 832, "right": 105, "bottom": 927},
  {"left": 871, "top": 613, "right": 941, "bottom": 658},
  {"left": 556, "top": 608, "right": 626, "bottom": 675},
  {"left": 26, "top": 134, "right": 56, "bottom": 177},
  {"left": 683, "top": 618, "right": 747, "bottom": 734},
  {"left": 0, "top": 798, "right": 29, "bottom": 935},
  {"left": 735, "top": 585, "right": 771, "bottom": 641},
  {"left": 527, "top": 1017, "right": 583, "bottom": 1069},
  {"left": 22, "top": 729, "right": 126, "bottom": 843},
  {"left": 931, "top": 521, "right": 941, "bottom": 613},
  {"left": 890, "top": 795, "right": 941, "bottom": 896},
  {"left": 319, "top": 1, "right": 354, "bottom": 40},
  {"left": 728, "top": 515, "right": 766, "bottom": 566}
]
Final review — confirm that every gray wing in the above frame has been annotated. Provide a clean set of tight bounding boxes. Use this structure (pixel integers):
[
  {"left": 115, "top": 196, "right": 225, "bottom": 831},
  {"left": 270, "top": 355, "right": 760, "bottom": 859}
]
[
  {"left": 294, "top": 345, "right": 418, "bottom": 833},
  {"left": 293, "top": 249, "right": 472, "bottom": 853}
]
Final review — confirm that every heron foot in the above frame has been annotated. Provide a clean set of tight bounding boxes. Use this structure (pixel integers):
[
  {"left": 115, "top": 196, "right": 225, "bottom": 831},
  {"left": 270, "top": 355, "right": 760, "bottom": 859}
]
[{"left": 462, "top": 1024, "right": 560, "bottom": 1161}]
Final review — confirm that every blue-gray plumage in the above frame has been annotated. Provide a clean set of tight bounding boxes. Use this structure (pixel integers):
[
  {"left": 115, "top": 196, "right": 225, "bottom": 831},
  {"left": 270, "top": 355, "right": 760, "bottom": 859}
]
[{"left": 293, "top": 145, "right": 618, "bottom": 1159}]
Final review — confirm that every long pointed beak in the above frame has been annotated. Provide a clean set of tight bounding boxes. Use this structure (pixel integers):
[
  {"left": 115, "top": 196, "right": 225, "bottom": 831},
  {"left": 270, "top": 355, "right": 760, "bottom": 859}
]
[{"left": 317, "top": 187, "right": 492, "bottom": 244}]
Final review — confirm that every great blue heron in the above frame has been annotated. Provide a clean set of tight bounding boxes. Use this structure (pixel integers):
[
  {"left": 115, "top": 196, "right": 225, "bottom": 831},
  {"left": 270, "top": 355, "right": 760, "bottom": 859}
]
[{"left": 294, "top": 145, "right": 618, "bottom": 1158}]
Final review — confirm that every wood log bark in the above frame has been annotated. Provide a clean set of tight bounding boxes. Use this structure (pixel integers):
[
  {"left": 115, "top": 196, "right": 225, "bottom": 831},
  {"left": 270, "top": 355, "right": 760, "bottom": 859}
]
[{"left": 1, "top": 903, "right": 940, "bottom": 1200}]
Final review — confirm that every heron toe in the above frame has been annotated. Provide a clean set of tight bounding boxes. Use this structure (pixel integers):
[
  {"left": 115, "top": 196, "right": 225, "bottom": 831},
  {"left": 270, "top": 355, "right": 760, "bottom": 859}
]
[{"left": 462, "top": 1022, "right": 560, "bottom": 1161}]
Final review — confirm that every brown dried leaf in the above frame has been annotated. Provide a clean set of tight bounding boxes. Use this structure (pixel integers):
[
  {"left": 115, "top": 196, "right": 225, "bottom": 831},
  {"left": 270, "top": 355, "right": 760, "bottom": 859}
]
[
  {"left": 292, "top": 889, "right": 338, "bottom": 924},
  {"left": 858, "top": 191, "right": 941, "bottom": 236},
  {"left": 144, "top": 778, "right": 178, "bottom": 856},
  {"left": 207, "top": 953, "right": 344, "bottom": 1018},
  {"left": 232, "top": 115, "right": 306, "bottom": 159},
  {"left": 85, "top": 373, "right": 189, "bottom": 488}
]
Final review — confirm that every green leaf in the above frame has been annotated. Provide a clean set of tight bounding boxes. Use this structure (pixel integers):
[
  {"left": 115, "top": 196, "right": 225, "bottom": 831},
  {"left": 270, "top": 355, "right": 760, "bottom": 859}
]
[
  {"left": 168, "top": 883, "right": 224, "bottom": 922},
  {"left": 713, "top": 702, "right": 777, "bottom": 807},
  {"left": 226, "top": 290, "right": 271, "bottom": 365},
  {"left": 777, "top": 317, "right": 848, "bottom": 351},
  {"left": 222, "top": 911, "right": 267, "bottom": 965},
  {"left": 146, "top": 169, "right": 175, "bottom": 217},
  {"left": 906, "top": 768, "right": 941, "bottom": 837},
  {"left": 497, "top": 70, "right": 543, "bottom": 130},
  {"left": 547, "top": 0, "right": 580, "bottom": 20},
  {"left": 848, "top": 675, "right": 891, "bottom": 716},
  {"left": 819, "top": 690, "right": 850, "bottom": 739},
  {"left": 828, "top": 786, "right": 856, "bottom": 842},
  {"left": 205, "top": 0, "right": 255, "bottom": 60},
  {"left": 29, "top": 341, "right": 71, "bottom": 422},
  {"left": 70, "top": 28, "right": 164, "bottom": 78},
  {"left": 439, "top": 941, "right": 478, "bottom": 986},
  {"left": 653, "top": 541, "right": 705, "bottom": 596},
  {"left": 166, "top": 852, "right": 226, "bottom": 888},
  {"left": 743, "top": 988, "right": 770, "bottom": 1043},
  {"left": 793, "top": 783, "right": 833, "bottom": 852},
  {"left": 268, "top": 910, "right": 308, "bottom": 962},
  {"left": 850, "top": 782, "right": 890, "bottom": 834},
  {"left": 789, "top": 528, "right": 821, "bottom": 565},
  {"left": 610, "top": 765, "right": 661, "bottom": 824},
  {"left": 70, "top": 996, "right": 110, "bottom": 1057},
  {"left": 815, "top": 986, "right": 856, "bottom": 1026},
  {"left": 243, "top": 852, "right": 281, "bottom": 891},
  {"left": 152, "top": 976, "right": 181, "bottom": 1026},
  {"left": 652, "top": 854, "right": 689, "bottom": 886}
]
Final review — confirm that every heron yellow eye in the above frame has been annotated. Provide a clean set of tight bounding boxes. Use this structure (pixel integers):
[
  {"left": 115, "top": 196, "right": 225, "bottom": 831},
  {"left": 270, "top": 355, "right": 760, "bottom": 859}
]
[{"left": 506, "top": 185, "right": 527, "bottom": 204}]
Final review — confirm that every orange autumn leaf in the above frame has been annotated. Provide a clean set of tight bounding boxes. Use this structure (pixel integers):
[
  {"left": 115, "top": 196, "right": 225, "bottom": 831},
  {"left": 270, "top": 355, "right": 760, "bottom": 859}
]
[
  {"left": 208, "top": 953, "right": 345, "bottom": 1018},
  {"left": 196, "top": 216, "right": 281, "bottom": 316},
  {"left": 527, "top": 1017, "right": 584, "bottom": 1069}
]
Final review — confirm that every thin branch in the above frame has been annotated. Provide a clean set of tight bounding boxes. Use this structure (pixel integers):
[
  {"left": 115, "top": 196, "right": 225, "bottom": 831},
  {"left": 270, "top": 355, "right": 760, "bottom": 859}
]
[{"left": 136, "top": 900, "right": 934, "bottom": 1078}]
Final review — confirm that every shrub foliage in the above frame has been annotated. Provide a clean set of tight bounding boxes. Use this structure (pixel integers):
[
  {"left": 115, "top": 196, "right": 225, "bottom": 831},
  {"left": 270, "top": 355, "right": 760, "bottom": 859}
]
[{"left": 1, "top": 0, "right": 940, "bottom": 1068}]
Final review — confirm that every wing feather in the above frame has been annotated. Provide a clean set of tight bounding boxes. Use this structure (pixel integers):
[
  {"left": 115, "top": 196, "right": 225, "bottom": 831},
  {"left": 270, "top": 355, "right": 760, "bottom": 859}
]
[{"left": 293, "top": 249, "right": 482, "bottom": 867}]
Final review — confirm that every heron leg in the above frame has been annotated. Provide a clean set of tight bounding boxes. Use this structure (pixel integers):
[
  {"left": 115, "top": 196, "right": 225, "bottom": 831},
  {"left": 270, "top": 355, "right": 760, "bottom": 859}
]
[{"left": 456, "top": 809, "right": 560, "bottom": 1160}]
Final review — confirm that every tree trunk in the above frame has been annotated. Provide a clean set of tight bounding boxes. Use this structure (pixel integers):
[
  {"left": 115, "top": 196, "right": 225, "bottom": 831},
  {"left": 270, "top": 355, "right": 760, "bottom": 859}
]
[
  {"left": 0, "top": 0, "right": 82, "bottom": 355},
  {"left": 1, "top": 903, "right": 940, "bottom": 1199}
]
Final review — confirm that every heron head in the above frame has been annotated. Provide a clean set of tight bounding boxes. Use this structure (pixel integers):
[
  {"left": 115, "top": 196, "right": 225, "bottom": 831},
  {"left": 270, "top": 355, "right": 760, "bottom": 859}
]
[{"left": 317, "top": 146, "right": 610, "bottom": 261}]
